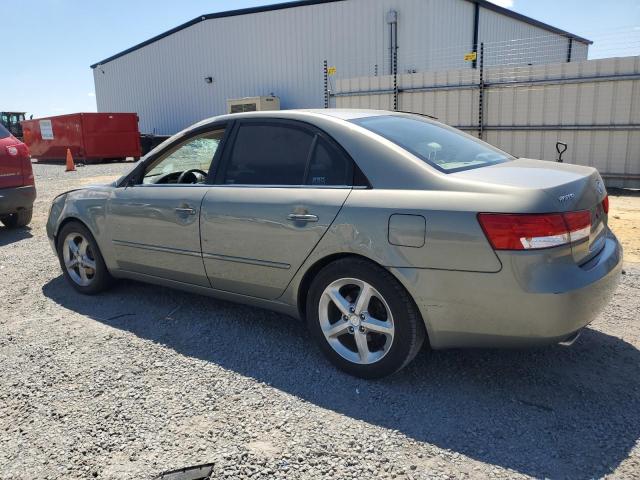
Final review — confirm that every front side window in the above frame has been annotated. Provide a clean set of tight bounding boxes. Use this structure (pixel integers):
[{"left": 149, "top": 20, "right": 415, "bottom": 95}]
[
  {"left": 142, "top": 129, "right": 225, "bottom": 184},
  {"left": 352, "top": 115, "right": 513, "bottom": 173},
  {"left": 224, "top": 124, "right": 314, "bottom": 185}
]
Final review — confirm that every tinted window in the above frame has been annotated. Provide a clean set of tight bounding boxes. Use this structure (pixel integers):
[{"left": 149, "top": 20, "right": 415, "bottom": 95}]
[
  {"left": 306, "top": 138, "right": 352, "bottom": 186},
  {"left": 352, "top": 115, "right": 513, "bottom": 173},
  {"left": 224, "top": 124, "right": 314, "bottom": 185},
  {"left": 0, "top": 124, "right": 10, "bottom": 139}
]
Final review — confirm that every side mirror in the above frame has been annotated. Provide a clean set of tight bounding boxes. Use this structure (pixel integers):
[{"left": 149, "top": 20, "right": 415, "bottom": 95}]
[{"left": 119, "top": 176, "right": 138, "bottom": 188}]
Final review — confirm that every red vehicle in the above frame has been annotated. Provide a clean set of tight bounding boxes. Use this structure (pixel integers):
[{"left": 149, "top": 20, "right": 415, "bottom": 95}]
[
  {"left": 21, "top": 113, "right": 141, "bottom": 163},
  {"left": 0, "top": 124, "right": 35, "bottom": 228}
]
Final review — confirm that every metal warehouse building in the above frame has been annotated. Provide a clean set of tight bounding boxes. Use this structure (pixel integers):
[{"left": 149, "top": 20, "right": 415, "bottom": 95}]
[{"left": 92, "top": 0, "right": 591, "bottom": 135}]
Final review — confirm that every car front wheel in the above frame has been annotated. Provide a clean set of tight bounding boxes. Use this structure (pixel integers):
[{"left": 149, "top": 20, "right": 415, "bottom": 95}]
[
  {"left": 307, "top": 258, "right": 425, "bottom": 378},
  {"left": 57, "top": 221, "right": 112, "bottom": 294}
]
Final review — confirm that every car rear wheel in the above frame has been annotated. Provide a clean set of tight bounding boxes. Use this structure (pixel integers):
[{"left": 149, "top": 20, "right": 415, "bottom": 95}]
[
  {"left": 307, "top": 258, "right": 425, "bottom": 378},
  {"left": 57, "top": 221, "right": 112, "bottom": 294},
  {"left": 1, "top": 208, "right": 32, "bottom": 228}
]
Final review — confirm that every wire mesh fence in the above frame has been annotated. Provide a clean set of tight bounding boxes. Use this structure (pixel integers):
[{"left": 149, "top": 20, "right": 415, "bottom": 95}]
[
  {"left": 322, "top": 27, "right": 640, "bottom": 187},
  {"left": 325, "top": 26, "right": 640, "bottom": 83}
]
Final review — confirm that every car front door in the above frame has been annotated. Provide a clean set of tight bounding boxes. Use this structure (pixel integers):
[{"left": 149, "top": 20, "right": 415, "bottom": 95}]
[
  {"left": 106, "top": 125, "right": 227, "bottom": 287},
  {"left": 201, "top": 119, "right": 355, "bottom": 299}
]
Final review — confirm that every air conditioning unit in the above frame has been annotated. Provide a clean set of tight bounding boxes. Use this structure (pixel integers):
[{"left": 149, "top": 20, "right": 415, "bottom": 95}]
[{"left": 227, "top": 96, "right": 280, "bottom": 114}]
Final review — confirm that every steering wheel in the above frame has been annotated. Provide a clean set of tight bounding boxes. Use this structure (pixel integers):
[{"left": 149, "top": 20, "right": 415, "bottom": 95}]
[{"left": 177, "top": 169, "right": 207, "bottom": 184}]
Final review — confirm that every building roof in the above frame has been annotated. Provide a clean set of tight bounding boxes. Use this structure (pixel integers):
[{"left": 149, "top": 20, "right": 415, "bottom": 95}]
[{"left": 90, "top": 0, "right": 592, "bottom": 69}]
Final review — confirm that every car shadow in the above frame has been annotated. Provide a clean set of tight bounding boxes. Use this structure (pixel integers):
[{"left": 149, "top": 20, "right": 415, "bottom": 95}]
[
  {"left": 0, "top": 226, "right": 33, "bottom": 246},
  {"left": 42, "top": 275, "right": 640, "bottom": 479}
]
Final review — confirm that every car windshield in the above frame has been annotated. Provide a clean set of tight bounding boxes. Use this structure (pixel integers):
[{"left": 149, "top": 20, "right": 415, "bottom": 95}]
[
  {"left": 0, "top": 123, "right": 10, "bottom": 139},
  {"left": 351, "top": 115, "right": 513, "bottom": 173}
]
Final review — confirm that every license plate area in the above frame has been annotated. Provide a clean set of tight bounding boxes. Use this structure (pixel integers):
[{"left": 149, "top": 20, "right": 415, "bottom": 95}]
[
  {"left": 572, "top": 202, "right": 607, "bottom": 265},
  {"left": 589, "top": 203, "right": 606, "bottom": 253},
  {"left": 588, "top": 221, "right": 606, "bottom": 258}
]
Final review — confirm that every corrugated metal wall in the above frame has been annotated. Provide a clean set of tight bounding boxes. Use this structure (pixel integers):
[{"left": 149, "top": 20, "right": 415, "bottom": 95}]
[
  {"left": 571, "top": 41, "right": 589, "bottom": 62},
  {"left": 335, "top": 56, "right": 640, "bottom": 187},
  {"left": 93, "top": 0, "right": 588, "bottom": 135}
]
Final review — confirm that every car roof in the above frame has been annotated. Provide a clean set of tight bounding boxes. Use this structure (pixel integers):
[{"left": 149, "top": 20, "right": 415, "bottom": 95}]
[
  {"left": 297, "top": 109, "right": 392, "bottom": 120},
  {"left": 191, "top": 108, "right": 394, "bottom": 127}
]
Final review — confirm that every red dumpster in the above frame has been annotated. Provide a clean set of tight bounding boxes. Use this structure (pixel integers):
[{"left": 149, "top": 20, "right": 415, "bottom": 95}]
[{"left": 21, "top": 113, "right": 141, "bottom": 163}]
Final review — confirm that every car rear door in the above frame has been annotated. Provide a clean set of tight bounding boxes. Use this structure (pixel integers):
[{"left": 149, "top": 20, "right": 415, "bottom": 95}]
[
  {"left": 0, "top": 126, "right": 23, "bottom": 189},
  {"left": 201, "top": 119, "right": 355, "bottom": 299},
  {"left": 106, "top": 124, "right": 228, "bottom": 287}
]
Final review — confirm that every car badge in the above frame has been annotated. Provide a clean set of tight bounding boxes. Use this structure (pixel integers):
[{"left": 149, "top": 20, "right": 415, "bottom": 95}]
[{"left": 558, "top": 193, "right": 575, "bottom": 203}]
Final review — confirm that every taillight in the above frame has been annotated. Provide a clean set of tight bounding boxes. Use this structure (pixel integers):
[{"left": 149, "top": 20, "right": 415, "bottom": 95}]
[
  {"left": 478, "top": 211, "right": 591, "bottom": 250},
  {"left": 563, "top": 210, "right": 591, "bottom": 244},
  {"left": 5, "top": 145, "right": 19, "bottom": 156},
  {"left": 6, "top": 142, "right": 35, "bottom": 186},
  {"left": 602, "top": 195, "right": 609, "bottom": 214}
]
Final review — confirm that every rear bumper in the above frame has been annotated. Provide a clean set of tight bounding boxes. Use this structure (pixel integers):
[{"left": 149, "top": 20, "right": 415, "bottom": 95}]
[
  {"left": 0, "top": 185, "right": 36, "bottom": 215},
  {"left": 391, "top": 231, "right": 623, "bottom": 349}
]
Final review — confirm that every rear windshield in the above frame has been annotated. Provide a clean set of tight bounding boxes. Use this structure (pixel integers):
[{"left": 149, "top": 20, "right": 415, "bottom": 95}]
[
  {"left": 0, "top": 124, "right": 10, "bottom": 139},
  {"left": 351, "top": 115, "right": 513, "bottom": 173}
]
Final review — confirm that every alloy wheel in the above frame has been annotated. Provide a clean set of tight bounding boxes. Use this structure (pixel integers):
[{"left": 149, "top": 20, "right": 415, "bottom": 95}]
[
  {"left": 62, "top": 232, "right": 97, "bottom": 287},
  {"left": 318, "top": 278, "right": 395, "bottom": 365}
]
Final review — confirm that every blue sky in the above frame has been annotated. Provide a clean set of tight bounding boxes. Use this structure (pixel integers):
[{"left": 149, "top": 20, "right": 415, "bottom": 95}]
[{"left": 3, "top": 0, "right": 639, "bottom": 118}]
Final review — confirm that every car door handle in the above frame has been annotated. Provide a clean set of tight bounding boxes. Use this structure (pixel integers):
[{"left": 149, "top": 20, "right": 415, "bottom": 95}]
[
  {"left": 175, "top": 207, "right": 197, "bottom": 215},
  {"left": 287, "top": 213, "right": 318, "bottom": 223}
]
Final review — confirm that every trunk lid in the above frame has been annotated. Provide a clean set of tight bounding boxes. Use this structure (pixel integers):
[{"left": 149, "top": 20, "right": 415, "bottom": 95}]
[{"left": 455, "top": 158, "right": 608, "bottom": 264}]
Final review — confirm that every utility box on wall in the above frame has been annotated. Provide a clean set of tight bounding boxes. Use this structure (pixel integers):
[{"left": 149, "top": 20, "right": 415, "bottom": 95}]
[{"left": 227, "top": 96, "right": 280, "bottom": 114}]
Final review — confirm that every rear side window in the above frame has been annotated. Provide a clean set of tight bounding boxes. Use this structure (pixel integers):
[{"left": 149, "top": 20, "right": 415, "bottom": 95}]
[
  {"left": 306, "top": 138, "right": 352, "bottom": 186},
  {"left": 0, "top": 124, "right": 10, "bottom": 139},
  {"left": 352, "top": 115, "right": 513, "bottom": 173},
  {"left": 224, "top": 124, "right": 314, "bottom": 185}
]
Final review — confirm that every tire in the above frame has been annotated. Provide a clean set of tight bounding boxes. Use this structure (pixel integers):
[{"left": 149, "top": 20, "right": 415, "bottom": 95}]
[
  {"left": 306, "top": 257, "right": 426, "bottom": 379},
  {"left": 1, "top": 208, "right": 32, "bottom": 228},
  {"left": 56, "top": 221, "right": 113, "bottom": 294}
]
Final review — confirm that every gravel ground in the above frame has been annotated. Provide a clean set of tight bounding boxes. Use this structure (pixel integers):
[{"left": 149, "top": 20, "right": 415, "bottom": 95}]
[{"left": 1, "top": 162, "right": 639, "bottom": 480}]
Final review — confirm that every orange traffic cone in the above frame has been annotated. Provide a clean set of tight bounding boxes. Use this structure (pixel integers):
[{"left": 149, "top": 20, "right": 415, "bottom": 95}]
[{"left": 65, "top": 148, "right": 76, "bottom": 172}]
